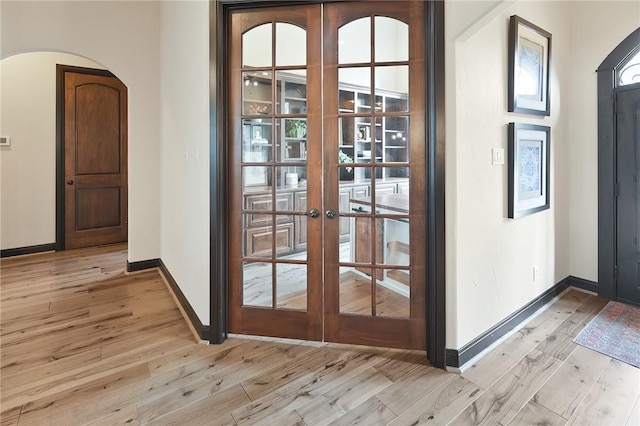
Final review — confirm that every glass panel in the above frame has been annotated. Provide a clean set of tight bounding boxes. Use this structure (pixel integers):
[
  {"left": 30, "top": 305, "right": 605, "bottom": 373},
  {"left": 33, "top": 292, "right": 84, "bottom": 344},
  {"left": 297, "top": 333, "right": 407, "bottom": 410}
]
[
  {"left": 339, "top": 236, "right": 352, "bottom": 263},
  {"left": 381, "top": 186, "right": 404, "bottom": 206},
  {"left": 243, "top": 213, "right": 272, "bottom": 259},
  {"left": 243, "top": 165, "right": 271, "bottom": 188},
  {"left": 338, "top": 68, "right": 370, "bottom": 98},
  {"left": 339, "top": 117, "right": 355, "bottom": 151},
  {"left": 379, "top": 218, "right": 410, "bottom": 267},
  {"left": 383, "top": 117, "right": 409, "bottom": 163},
  {"left": 276, "top": 263, "right": 307, "bottom": 310},
  {"left": 338, "top": 18, "right": 371, "bottom": 64},
  {"left": 243, "top": 71, "right": 273, "bottom": 115},
  {"left": 276, "top": 166, "right": 307, "bottom": 195},
  {"left": 376, "top": 66, "right": 408, "bottom": 112},
  {"left": 276, "top": 23, "right": 306, "bottom": 67},
  {"left": 376, "top": 66, "right": 408, "bottom": 99},
  {"left": 278, "top": 71, "right": 307, "bottom": 115},
  {"left": 339, "top": 90, "right": 356, "bottom": 113},
  {"left": 243, "top": 119, "right": 273, "bottom": 163},
  {"left": 243, "top": 24, "right": 272, "bottom": 68},
  {"left": 375, "top": 17, "right": 408, "bottom": 63},
  {"left": 273, "top": 215, "right": 294, "bottom": 256},
  {"left": 376, "top": 270, "right": 410, "bottom": 318},
  {"left": 278, "top": 118, "right": 307, "bottom": 162},
  {"left": 339, "top": 266, "right": 372, "bottom": 315},
  {"left": 294, "top": 214, "right": 308, "bottom": 261},
  {"left": 338, "top": 164, "right": 355, "bottom": 184},
  {"left": 341, "top": 182, "right": 368, "bottom": 215},
  {"left": 381, "top": 166, "right": 409, "bottom": 183},
  {"left": 619, "top": 49, "right": 640, "bottom": 86},
  {"left": 243, "top": 261, "right": 272, "bottom": 307},
  {"left": 356, "top": 91, "right": 381, "bottom": 113},
  {"left": 352, "top": 216, "right": 372, "bottom": 264}
]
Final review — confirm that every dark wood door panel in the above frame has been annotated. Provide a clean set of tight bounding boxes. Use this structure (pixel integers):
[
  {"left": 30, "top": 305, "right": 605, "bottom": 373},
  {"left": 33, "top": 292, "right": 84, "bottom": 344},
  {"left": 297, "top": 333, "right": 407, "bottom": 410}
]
[
  {"left": 64, "top": 71, "right": 127, "bottom": 249},
  {"left": 75, "top": 84, "right": 122, "bottom": 175},
  {"left": 616, "top": 87, "right": 640, "bottom": 305},
  {"left": 75, "top": 187, "right": 121, "bottom": 230}
]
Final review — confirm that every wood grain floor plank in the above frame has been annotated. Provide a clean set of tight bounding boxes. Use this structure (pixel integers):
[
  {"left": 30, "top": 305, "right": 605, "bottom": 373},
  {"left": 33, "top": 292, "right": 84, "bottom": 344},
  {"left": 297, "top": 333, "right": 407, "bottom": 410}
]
[
  {"left": 2, "top": 247, "right": 638, "bottom": 426},
  {"left": 145, "top": 337, "right": 246, "bottom": 377},
  {"left": 627, "top": 395, "right": 640, "bottom": 426},
  {"left": 0, "top": 406, "right": 21, "bottom": 426},
  {"left": 17, "top": 363, "right": 150, "bottom": 425},
  {"left": 567, "top": 359, "right": 640, "bottom": 426},
  {"left": 230, "top": 348, "right": 390, "bottom": 425},
  {"left": 135, "top": 342, "right": 316, "bottom": 424},
  {"left": 241, "top": 346, "right": 338, "bottom": 401},
  {"left": 534, "top": 344, "right": 611, "bottom": 420},
  {"left": 388, "top": 374, "right": 482, "bottom": 426},
  {"left": 86, "top": 403, "right": 140, "bottom": 426},
  {"left": 376, "top": 364, "right": 454, "bottom": 414},
  {"left": 462, "top": 291, "right": 584, "bottom": 390},
  {"left": 296, "top": 367, "right": 393, "bottom": 425},
  {"left": 373, "top": 350, "right": 432, "bottom": 382},
  {"left": 328, "top": 395, "right": 397, "bottom": 425},
  {"left": 266, "top": 410, "right": 306, "bottom": 426},
  {"left": 146, "top": 384, "right": 250, "bottom": 426},
  {"left": 453, "top": 349, "right": 562, "bottom": 425},
  {"left": 507, "top": 400, "right": 567, "bottom": 426}
]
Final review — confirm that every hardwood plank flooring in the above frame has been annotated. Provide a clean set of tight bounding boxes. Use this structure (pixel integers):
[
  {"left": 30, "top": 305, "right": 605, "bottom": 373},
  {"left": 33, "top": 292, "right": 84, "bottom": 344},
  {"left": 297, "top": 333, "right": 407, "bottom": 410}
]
[{"left": 2, "top": 244, "right": 639, "bottom": 425}]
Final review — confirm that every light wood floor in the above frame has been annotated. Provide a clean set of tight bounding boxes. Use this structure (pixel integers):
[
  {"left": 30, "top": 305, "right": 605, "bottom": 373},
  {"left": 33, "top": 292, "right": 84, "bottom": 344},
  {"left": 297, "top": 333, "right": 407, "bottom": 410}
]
[{"left": 1, "top": 244, "right": 639, "bottom": 425}]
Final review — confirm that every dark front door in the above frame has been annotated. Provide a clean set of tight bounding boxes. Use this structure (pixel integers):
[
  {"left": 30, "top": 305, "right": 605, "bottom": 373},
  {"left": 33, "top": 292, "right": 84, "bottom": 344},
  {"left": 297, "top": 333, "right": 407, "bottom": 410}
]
[
  {"left": 616, "top": 85, "right": 640, "bottom": 305},
  {"left": 64, "top": 71, "right": 128, "bottom": 249}
]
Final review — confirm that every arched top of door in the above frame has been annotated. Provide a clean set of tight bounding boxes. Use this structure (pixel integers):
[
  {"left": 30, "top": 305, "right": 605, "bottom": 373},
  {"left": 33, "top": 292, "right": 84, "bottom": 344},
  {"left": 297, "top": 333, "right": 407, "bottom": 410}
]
[{"left": 598, "top": 27, "right": 640, "bottom": 74}]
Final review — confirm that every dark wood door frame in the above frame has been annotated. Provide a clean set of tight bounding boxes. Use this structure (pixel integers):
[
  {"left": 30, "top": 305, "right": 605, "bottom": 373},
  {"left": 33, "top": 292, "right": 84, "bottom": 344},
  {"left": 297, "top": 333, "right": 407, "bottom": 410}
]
[
  {"left": 209, "top": 0, "right": 446, "bottom": 368},
  {"left": 597, "top": 27, "right": 640, "bottom": 301},
  {"left": 56, "top": 65, "right": 122, "bottom": 251}
]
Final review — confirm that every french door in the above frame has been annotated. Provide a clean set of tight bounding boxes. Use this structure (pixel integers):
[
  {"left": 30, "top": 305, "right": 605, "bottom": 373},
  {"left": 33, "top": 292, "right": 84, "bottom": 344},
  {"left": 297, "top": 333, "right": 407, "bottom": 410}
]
[{"left": 228, "top": 1, "right": 427, "bottom": 349}]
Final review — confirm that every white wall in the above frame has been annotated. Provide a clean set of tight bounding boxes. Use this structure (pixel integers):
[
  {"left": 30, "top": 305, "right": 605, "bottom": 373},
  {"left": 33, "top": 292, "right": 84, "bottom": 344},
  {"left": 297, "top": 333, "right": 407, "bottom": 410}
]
[
  {"left": 446, "top": 0, "right": 573, "bottom": 349},
  {"left": 0, "top": 1, "right": 161, "bottom": 262},
  {"left": 567, "top": 1, "right": 640, "bottom": 281},
  {"left": 0, "top": 53, "right": 104, "bottom": 250},
  {"left": 160, "top": 1, "right": 210, "bottom": 324},
  {"left": 446, "top": 0, "right": 640, "bottom": 351}
]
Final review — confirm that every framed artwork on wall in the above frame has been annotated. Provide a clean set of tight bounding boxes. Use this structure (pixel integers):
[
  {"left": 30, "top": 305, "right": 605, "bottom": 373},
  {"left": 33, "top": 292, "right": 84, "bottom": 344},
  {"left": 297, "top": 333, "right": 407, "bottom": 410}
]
[
  {"left": 508, "top": 123, "right": 550, "bottom": 218},
  {"left": 508, "top": 15, "right": 552, "bottom": 116}
]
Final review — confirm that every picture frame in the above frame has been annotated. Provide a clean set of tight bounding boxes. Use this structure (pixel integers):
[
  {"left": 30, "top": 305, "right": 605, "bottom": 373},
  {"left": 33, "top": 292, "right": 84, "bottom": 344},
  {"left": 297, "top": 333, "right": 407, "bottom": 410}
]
[
  {"left": 243, "top": 151, "right": 269, "bottom": 186},
  {"left": 508, "top": 15, "right": 552, "bottom": 116},
  {"left": 508, "top": 123, "right": 550, "bottom": 218}
]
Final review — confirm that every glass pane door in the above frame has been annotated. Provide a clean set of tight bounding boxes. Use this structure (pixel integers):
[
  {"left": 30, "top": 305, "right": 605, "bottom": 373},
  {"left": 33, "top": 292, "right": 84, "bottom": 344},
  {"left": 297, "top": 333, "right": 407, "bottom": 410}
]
[
  {"left": 228, "top": 6, "right": 323, "bottom": 341},
  {"left": 323, "top": 1, "right": 427, "bottom": 349}
]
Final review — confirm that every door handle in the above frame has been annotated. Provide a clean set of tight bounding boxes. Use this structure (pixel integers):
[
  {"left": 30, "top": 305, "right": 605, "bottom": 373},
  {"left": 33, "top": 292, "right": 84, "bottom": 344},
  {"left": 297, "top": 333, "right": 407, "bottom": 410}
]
[
  {"left": 325, "top": 209, "right": 337, "bottom": 219},
  {"left": 67, "top": 180, "right": 75, "bottom": 185},
  {"left": 308, "top": 208, "right": 320, "bottom": 218}
]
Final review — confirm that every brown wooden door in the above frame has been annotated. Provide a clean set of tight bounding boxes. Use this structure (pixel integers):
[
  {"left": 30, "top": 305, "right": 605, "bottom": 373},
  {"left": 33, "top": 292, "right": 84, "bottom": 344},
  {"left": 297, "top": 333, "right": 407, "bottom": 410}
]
[
  {"left": 228, "top": 5, "right": 324, "bottom": 341},
  {"left": 64, "top": 72, "right": 128, "bottom": 249},
  {"left": 323, "top": 1, "right": 426, "bottom": 349},
  {"left": 228, "top": 1, "right": 426, "bottom": 350}
]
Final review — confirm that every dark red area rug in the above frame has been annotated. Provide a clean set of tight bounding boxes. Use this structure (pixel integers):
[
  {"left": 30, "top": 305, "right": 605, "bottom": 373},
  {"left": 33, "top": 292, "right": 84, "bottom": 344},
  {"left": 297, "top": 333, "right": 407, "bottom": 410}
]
[{"left": 574, "top": 301, "right": 640, "bottom": 368}]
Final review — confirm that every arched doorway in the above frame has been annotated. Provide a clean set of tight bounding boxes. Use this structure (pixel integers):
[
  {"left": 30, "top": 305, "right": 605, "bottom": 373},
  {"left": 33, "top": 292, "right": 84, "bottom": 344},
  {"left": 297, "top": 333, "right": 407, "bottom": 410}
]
[
  {"left": 0, "top": 52, "right": 128, "bottom": 255},
  {"left": 598, "top": 27, "right": 640, "bottom": 305}
]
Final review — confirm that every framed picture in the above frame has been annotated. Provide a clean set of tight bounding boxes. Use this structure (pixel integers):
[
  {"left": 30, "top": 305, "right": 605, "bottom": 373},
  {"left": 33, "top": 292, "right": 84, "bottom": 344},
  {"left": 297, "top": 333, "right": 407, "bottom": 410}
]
[
  {"left": 243, "top": 151, "right": 269, "bottom": 186},
  {"left": 508, "top": 15, "right": 552, "bottom": 116},
  {"left": 508, "top": 123, "right": 550, "bottom": 218}
]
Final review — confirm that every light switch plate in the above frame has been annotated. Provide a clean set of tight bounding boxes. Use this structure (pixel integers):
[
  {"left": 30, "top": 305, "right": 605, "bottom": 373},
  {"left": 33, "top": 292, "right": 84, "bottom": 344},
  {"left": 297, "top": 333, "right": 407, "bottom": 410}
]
[
  {"left": 0, "top": 137, "right": 10, "bottom": 146},
  {"left": 492, "top": 148, "right": 504, "bottom": 165}
]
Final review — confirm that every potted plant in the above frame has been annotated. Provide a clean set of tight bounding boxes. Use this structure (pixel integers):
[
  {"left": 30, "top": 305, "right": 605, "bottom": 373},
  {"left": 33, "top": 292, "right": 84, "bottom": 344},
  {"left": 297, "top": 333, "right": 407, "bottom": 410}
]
[
  {"left": 339, "top": 149, "right": 354, "bottom": 180},
  {"left": 285, "top": 120, "right": 307, "bottom": 138}
]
